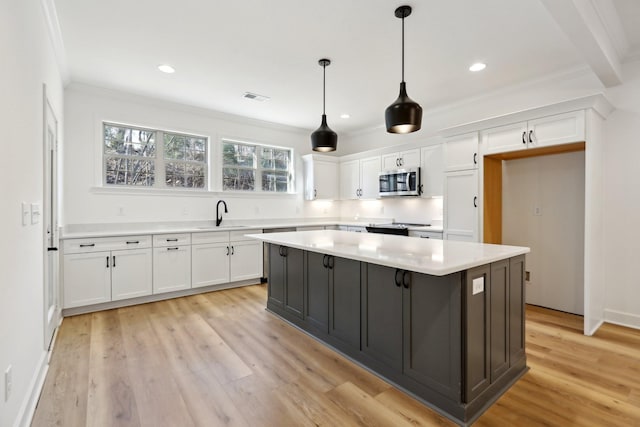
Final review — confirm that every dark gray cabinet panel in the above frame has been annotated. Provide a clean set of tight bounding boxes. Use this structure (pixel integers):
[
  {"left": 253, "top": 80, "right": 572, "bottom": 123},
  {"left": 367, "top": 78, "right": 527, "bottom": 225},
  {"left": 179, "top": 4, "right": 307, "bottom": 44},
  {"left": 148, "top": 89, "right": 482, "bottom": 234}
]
[
  {"left": 509, "top": 255, "right": 526, "bottom": 365},
  {"left": 464, "top": 264, "right": 491, "bottom": 403},
  {"left": 267, "top": 244, "right": 285, "bottom": 309},
  {"left": 490, "top": 260, "right": 509, "bottom": 382},
  {"left": 329, "top": 256, "right": 361, "bottom": 349},
  {"left": 306, "top": 251, "right": 329, "bottom": 332},
  {"left": 284, "top": 247, "right": 304, "bottom": 318},
  {"left": 362, "top": 264, "right": 403, "bottom": 370},
  {"left": 403, "top": 271, "right": 462, "bottom": 400}
]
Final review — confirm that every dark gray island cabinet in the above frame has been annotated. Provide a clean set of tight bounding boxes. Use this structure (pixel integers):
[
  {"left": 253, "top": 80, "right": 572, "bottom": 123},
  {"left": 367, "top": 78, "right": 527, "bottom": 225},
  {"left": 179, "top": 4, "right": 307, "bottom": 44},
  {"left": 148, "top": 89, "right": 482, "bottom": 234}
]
[{"left": 252, "top": 231, "right": 528, "bottom": 426}]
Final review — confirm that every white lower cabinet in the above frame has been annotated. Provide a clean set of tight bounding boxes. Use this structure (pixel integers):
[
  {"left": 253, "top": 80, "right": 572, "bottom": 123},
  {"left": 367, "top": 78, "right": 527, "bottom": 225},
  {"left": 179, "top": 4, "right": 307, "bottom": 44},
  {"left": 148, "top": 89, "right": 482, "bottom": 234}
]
[
  {"left": 153, "top": 245, "right": 191, "bottom": 294},
  {"left": 62, "top": 235, "right": 153, "bottom": 308},
  {"left": 229, "top": 240, "right": 263, "bottom": 281},
  {"left": 192, "top": 242, "right": 230, "bottom": 288}
]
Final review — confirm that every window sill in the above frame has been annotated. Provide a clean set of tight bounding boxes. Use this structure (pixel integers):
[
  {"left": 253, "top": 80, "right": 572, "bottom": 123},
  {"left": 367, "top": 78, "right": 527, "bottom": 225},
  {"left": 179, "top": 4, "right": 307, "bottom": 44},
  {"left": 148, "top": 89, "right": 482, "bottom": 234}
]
[{"left": 90, "top": 186, "right": 298, "bottom": 198}]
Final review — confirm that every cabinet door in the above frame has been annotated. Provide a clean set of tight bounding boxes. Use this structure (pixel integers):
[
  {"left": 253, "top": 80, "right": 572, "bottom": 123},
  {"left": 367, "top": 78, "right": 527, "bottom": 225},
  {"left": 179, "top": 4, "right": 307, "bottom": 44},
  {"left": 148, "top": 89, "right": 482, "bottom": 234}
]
[
  {"left": 284, "top": 247, "right": 305, "bottom": 319},
  {"left": 329, "top": 256, "right": 361, "bottom": 349},
  {"left": 111, "top": 249, "right": 152, "bottom": 301},
  {"left": 420, "top": 144, "right": 443, "bottom": 197},
  {"left": 481, "top": 122, "right": 528, "bottom": 155},
  {"left": 63, "top": 251, "right": 111, "bottom": 308},
  {"left": 267, "top": 244, "right": 285, "bottom": 309},
  {"left": 444, "top": 169, "right": 479, "bottom": 241},
  {"left": 192, "top": 243, "right": 230, "bottom": 288},
  {"left": 153, "top": 245, "right": 191, "bottom": 294},
  {"left": 464, "top": 264, "right": 491, "bottom": 403},
  {"left": 314, "top": 160, "right": 339, "bottom": 200},
  {"left": 509, "top": 255, "right": 526, "bottom": 365},
  {"left": 400, "top": 148, "right": 421, "bottom": 168},
  {"left": 403, "top": 271, "right": 462, "bottom": 400},
  {"left": 362, "top": 264, "right": 403, "bottom": 370},
  {"left": 306, "top": 251, "right": 329, "bottom": 332},
  {"left": 528, "top": 110, "right": 585, "bottom": 149},
  {"left": 340, "top": 160, "right": 360, "bottom": 200},
  {"left": 359, "top": 156, "right": 381, "bottom": 199},
  {"left": 490, "top": 260, "right": 509, "bottom": 382},
  {"left": 229, "top": 240, "right": 263, "bottom": 282},
  {"left": 444, "top": 133, "right": 478, "bottom": 171},
  {"left": 382, "top": 153, "right": 400, "bottom": 170}
]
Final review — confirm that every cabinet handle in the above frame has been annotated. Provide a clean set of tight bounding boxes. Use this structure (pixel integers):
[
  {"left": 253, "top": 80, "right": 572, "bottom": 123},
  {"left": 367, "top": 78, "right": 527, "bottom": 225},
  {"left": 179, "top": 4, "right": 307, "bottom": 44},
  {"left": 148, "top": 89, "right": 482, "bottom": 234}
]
[
  {"left": 322, "top": 254, "right": 328, "bottom": 268},
  {"left": 400, "top": 158, "right": 404, "bottom": 166},
  {"left": 402, "top": 271, "right": 411, "bottom": 289},
  {"left": 112, "top": 256, "right": 116, "bottom": 267},
  {"left": 473, "top": 153, "right": 477, "bottom": 165},
  {"left": 126, "top": 240, "right": 139, "bottom": 245},
  {"left": 167, "top": 247, "right": 179, "bottom": 251},
  {"left": 522, "top": 131, "right": 527, "bottom": 144},
  {"left": 314, "top": 189, "right": 317, "bottom": 198},
  {"left": 226, "top": 246, "right": 229, "bottom": 256},
  {"left": 528, "top": 130, "right": 534, "bottom": 144},
  {"left": 231, "top": 246, "right": 234, "bottom": 255},
  {"left": 80, "top": 243, "right": 95, "bottom": 248},
  {"left": 278, "top": 246, "right": 283, "bottom": 256},
  {"left": 106, "top": 256, "right": 109, "bottom": 268},
  {"left": 474, "top": 196, "right": 478, "bottom": 208},
  {"left": 166, "top": 238, "right": 178, "bottom": 242},
  {"left": 420, "top": 235, "right": 430, "bottom": 239},
  {"left": 327, "top": 256, "right": 334, "bottom": 270},
  {"left": 394, "top": 269, "right": 402, "bottom": 287}
]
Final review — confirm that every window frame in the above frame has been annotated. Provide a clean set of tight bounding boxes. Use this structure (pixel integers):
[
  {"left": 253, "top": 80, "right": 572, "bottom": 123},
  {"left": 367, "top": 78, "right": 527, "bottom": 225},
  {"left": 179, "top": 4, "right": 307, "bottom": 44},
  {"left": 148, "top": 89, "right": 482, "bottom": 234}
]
[
  {"left": 102, "top": 122, "right": 209, "bottom": 191},
  {"left": 220, "top": 138, "right": 294, "bottom": 194}
]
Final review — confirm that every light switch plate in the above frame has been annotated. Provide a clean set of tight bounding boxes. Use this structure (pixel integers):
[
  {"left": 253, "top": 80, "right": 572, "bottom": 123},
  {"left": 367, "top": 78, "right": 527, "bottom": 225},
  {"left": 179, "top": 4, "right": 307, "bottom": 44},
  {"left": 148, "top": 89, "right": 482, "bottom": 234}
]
[
  {"left": 31, "top": 203, "right": 41, "bottom": 224},
  {"left": 21, "top": 203, "right": 29, "bottom": 226},
  {"left": 472, "top": 277, "right": 485, "bottom": 295}
]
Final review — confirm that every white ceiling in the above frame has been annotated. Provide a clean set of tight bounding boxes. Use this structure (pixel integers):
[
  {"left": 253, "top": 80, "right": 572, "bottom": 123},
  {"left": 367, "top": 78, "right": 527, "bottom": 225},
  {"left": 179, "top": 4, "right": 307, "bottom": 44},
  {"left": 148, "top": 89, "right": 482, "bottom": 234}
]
[{"left": 52, "top": 0, "right": 638, "bottom": 134}]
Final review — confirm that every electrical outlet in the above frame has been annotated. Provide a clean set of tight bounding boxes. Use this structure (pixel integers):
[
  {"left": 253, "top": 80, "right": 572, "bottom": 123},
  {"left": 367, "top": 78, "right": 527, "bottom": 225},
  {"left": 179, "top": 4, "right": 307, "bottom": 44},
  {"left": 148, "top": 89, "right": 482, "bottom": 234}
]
[
  {"left": 117, "top": 206, "right": 124, "bottom": 216},
  {"left": 472, "top": 277, "right": 484, "bottom": 295},
  {"left": 5, "top": 365, "right": 12, "bottom": 401},
  {"left": 533, "top": 206, "right": 542, "bottom": 216},
  {"left": 525, "top": 271, "right": 531, "bottom": 281}
]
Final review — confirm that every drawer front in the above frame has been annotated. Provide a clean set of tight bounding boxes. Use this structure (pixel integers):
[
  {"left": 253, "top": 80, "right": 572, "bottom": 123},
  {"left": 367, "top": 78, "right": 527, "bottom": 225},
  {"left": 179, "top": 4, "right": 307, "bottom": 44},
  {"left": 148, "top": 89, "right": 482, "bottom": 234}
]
[
  {"left": 230, "top": 228, "right": 262, "bottom": 242},
  {"left": 191, "top": 231, "right": 229, "bottom": 245},
  {"left": 153, "top": 233, "right": 191, "bottom": 247},
  {"left": 63, "top": 235, "right": 152, "bottom": 254},
  {"left": 409, "top": 231, "right": 444, "bottom": 239}
]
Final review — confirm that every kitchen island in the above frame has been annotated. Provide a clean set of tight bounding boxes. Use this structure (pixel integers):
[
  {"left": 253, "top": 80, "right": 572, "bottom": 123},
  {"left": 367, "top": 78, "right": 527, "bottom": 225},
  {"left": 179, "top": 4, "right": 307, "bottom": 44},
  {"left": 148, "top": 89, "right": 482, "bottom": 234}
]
[{"left": 247, "top": 230, "right": 530, "bottom": 426}]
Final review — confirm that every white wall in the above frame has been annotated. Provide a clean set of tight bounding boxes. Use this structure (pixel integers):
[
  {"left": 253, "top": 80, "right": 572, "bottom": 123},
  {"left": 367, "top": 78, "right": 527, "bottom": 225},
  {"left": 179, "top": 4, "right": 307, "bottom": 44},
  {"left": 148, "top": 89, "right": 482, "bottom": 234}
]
[
  {"left": 340, "top": 197, "right": 443, "bottom": 226},
  {"left": 0, "top": 1, "right": 64, "bottom": 426},
  {"left": 602, "top": 61, "right": 640, "bottom": 328},
  {"left": 63, "top": 84, "right": 336, "bottom": 225},
  {"left": 502, "top": 151, "right": 585, "bottom": 315}
]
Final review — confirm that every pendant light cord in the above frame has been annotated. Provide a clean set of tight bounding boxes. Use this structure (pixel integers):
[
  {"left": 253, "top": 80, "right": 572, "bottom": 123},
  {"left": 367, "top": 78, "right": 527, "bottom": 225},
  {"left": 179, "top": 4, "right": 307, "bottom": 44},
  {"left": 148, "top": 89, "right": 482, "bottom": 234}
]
[
  {"left": 322, "top": 63, "right": 326, "bottom": 115},
  {"left": 401, "top": 13, "right": 405, "bottom": 83}
]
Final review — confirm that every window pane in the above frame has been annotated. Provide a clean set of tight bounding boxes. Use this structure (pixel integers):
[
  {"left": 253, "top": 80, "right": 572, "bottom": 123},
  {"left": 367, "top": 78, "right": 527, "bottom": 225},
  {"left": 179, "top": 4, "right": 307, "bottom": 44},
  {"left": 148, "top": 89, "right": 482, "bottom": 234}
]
[
  {"left": 223, "top": 142, "right": 255, "bottom": 167},
  {"left": 260, "top": 147, "right": 290, "bottom": 171},
  {"left": 104, "top": 124, "right": 155, "bottom": 157},
  {"left": 164, "top": 134, "right": 186, "bottom": 160},
  {"left": 223, "top": 167, "right": 254, "bottom": 191},
  {"left": 105, "top": 157, "right": 154, "bottom": 186},
  {"left": 262, "top": 171, "right": 289, "bottom": 192}
]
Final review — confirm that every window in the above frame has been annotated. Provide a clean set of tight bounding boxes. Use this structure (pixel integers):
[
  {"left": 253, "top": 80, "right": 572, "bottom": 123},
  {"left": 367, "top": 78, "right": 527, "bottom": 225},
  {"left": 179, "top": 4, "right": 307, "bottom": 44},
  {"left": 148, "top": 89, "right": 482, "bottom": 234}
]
[
  {"left": 222, "top": 140, "right": 292, "bottom": 192},
  {"left": 103, "top": 123, "right": 208, "bottom": 189}
]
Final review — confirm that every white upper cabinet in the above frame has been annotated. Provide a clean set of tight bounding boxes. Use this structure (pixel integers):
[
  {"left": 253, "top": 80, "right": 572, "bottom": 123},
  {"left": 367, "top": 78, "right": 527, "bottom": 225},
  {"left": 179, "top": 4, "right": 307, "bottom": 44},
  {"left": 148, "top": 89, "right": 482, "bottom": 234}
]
[
  {"left": 444, "top": 133, "right": 479, "bottom": 172},
  {"left": 444, "top": 169, "right": 479, "bottom": 242},
  {"left": 481, "top": 110, "right": 585, "bottom": 155},
  {"left": 302, "top": 154, "right": 339, "bottom": 200},
  {"left": 420, "top": 144, "right": 444, "bottom": 198},
  {"left": 340, "top": 156, "right": 381, "bottom": 200},
  {"left": 381, "top": 148, "right": 421, "bottom": 170}
]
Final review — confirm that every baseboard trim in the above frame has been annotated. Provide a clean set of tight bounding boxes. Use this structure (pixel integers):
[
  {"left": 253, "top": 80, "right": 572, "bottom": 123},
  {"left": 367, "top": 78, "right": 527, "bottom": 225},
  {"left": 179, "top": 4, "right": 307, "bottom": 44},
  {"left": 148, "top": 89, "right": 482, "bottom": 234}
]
[
  {"left": 604, "top": 309, "right": 640, "bottom": 331},
  {"left": 14, "top": 352, "right": 49, "bottom": 427},
  {"left": 585, "top": 318, "right": 604, "bottom": 336}
]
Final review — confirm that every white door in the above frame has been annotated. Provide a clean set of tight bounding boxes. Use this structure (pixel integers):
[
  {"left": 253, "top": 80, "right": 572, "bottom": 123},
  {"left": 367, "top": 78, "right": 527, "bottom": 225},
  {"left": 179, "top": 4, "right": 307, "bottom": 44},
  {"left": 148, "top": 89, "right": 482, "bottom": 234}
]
[
  {"left": 111, "top": 249, "right": 153, "bottom": 301},
  {"left": 444, "top": 170, "right": 479, "bottom": 242},
  {"left": 481, "top": 122, "right": 528, "bottom": 155},
  {"left": 192, "top": 243, "right": 230, "bottom": 288},
  {"left": 229, "top": 241, "right": 263, "bottom": 282},
  {"left": 340, "top": 160, "right": 360, "bottom": 200},
  {"left": 63, "top": 251, "right": 112, "bottom": 308},
  {"left": 314, "top": 160, "right": 339, "bottom": 200},
  {"left": 443, "top": 133, "right": 478, "bottom": 172},
  {"left": 399, "top": 149, "right": 421, "bottom": 168},
  {"left": 43, "top": 86, "right": 60, "bottom": 350},
  {"left": 382, "top": 153, "right": 400, "bottom": 170},
  {"left": 420, "top": 144, "right": 443, "bottom": 197},
  {"left": 359, "top": 156, "right": 381, "bottom": 199}
]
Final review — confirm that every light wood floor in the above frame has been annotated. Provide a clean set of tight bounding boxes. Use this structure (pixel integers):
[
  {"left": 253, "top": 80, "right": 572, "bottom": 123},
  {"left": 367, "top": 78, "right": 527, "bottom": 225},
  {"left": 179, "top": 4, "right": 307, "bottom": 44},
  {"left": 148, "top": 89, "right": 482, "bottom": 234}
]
[{"left": 32, "top": 284, "right": 640, "bottom": 426}]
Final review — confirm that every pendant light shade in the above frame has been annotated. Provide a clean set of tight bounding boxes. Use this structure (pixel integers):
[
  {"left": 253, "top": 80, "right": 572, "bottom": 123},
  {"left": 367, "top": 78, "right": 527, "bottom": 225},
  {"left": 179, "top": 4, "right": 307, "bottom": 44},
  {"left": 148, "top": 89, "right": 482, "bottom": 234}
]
[
  {"left": 385, "top": 5, "right": 422, "bottom": 134},
  {"left": 311, "top": 58, "right": 337, "bottom": 152}
]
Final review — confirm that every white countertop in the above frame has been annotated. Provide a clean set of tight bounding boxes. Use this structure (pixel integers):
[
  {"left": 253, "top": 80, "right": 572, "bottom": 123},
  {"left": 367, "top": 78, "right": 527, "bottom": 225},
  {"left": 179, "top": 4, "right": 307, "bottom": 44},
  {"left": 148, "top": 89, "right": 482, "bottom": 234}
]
[
  {"left": 60, "top": 219, "right": 443, "bottom": 239},
  {"left": 248, "top": 230, "right": 529, "bottom": 276}
]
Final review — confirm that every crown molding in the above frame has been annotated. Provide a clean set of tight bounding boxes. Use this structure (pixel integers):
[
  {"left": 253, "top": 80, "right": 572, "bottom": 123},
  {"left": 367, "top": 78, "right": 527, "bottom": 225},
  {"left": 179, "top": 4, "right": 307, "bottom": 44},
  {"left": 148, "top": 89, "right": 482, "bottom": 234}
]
[{"left": 40, "top": 0, "right": 70, "bottom": 84}]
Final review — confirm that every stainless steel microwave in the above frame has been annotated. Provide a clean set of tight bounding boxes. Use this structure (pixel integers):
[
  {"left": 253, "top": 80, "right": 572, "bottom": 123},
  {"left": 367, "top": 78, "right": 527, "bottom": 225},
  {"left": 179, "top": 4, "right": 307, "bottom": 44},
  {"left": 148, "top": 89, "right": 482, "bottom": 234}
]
[{"left": 379, "top": 168, "right": 420, "bottom": 197}]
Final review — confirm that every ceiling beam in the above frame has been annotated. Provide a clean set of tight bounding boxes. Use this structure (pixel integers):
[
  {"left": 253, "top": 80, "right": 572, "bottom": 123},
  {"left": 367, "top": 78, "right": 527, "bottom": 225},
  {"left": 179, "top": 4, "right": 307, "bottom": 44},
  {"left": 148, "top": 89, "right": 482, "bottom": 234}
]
[{"left": 539, "top": 0, "right": 623, "bottom": 87}]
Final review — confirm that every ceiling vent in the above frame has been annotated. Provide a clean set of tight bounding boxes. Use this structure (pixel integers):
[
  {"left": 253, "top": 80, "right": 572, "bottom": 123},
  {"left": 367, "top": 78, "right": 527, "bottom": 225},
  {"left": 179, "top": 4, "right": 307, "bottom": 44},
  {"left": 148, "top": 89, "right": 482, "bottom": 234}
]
[{"left": 242, "top": 92, "right": 270, "bottom": 102}]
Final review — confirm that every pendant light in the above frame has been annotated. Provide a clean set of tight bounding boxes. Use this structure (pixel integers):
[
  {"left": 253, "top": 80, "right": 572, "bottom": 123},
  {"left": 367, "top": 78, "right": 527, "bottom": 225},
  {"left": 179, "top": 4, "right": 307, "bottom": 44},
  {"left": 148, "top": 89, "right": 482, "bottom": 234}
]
[
  {"left": 385, "top": 5, "right": 422, "bottom": 134},
  {"left": 311, "top": 58, "right": 337, "bottom": 152}
]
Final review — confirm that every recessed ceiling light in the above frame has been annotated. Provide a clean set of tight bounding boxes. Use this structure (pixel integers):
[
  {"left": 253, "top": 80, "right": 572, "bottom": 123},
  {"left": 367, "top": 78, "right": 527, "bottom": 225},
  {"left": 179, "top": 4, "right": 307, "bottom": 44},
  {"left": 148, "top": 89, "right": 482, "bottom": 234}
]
[
  {"left": 340, "top": 114, "right": 350, "bottom": 119},
  {"left": 469, "top": 62, "right": 486, "bottom": 72},
  {"left": 157, "top": 64, "right": 175, "bottom": 74}
]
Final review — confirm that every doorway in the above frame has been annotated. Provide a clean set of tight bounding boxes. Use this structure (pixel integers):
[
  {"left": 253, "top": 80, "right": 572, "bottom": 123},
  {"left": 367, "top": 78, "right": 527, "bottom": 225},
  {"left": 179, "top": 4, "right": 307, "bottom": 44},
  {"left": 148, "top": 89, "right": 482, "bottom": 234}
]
[{"left": 43, "top": 84, "right": 61, "bottom": 350}]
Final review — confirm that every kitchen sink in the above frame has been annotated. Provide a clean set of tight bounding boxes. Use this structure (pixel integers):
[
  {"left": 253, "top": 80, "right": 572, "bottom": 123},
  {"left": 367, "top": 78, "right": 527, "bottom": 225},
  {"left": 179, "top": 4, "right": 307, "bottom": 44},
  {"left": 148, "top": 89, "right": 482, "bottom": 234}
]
[{"left": 195, "top": 225, "right": 247, "bottom": 230}]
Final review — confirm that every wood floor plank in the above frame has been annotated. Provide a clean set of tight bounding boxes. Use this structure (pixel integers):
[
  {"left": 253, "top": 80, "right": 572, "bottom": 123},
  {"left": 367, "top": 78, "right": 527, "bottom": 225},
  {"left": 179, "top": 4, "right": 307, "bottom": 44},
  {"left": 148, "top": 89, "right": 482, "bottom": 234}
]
[{"left": 32, "top": 285, "right": 640, "bottom": 427}]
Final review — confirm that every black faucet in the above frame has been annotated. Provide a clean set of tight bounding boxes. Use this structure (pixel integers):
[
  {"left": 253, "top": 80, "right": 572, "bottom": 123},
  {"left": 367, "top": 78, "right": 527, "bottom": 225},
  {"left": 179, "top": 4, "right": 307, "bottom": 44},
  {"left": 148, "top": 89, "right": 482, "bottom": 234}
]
[{"left": 216, "top": 200, "right": 228, "bottom": 227}]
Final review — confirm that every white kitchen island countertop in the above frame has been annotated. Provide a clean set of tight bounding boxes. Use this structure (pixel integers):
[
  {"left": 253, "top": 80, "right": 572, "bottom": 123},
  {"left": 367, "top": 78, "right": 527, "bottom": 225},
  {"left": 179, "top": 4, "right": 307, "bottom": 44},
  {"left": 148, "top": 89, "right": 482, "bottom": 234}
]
[{"left": 248, "top": 230, "right": 529, "bottom": 276}]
